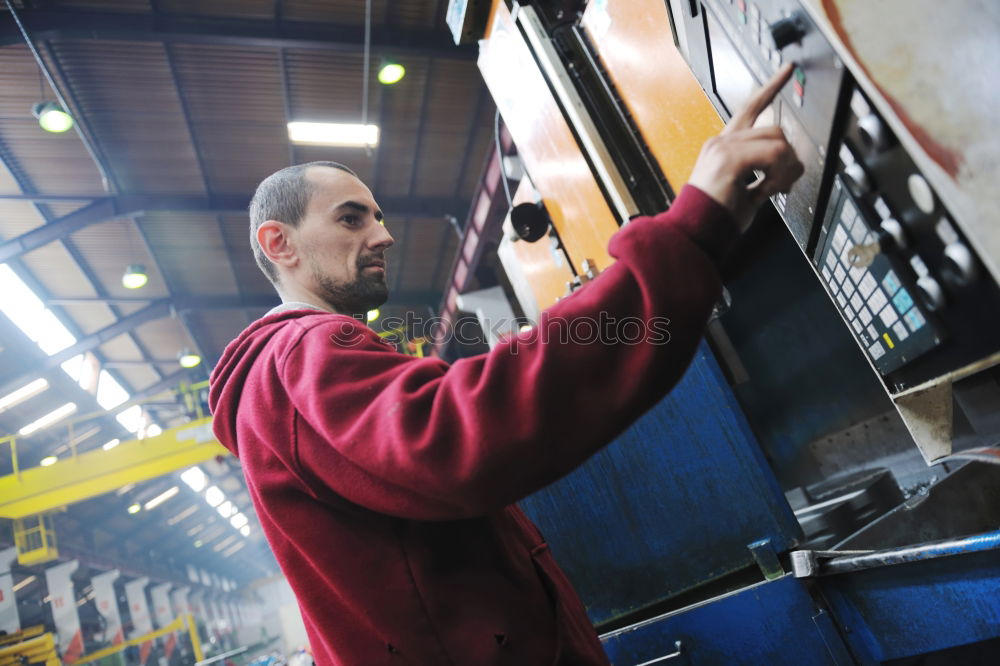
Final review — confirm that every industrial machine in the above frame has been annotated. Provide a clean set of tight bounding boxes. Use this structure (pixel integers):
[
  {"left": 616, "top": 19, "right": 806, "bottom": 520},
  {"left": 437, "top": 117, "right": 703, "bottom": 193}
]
[{"left": 448, "top": 0, "right": 1000, "bottom": 662}]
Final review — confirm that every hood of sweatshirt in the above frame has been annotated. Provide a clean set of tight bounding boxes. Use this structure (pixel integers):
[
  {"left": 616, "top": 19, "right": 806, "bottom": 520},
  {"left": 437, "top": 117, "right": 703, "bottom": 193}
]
[{"left": 208, "top": 307, "right": 350, "bottom": 457}]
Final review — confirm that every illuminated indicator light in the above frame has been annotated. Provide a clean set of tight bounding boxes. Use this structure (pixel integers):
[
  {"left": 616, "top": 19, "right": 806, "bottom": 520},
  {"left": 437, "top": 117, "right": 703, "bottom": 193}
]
[{"left": 178, "top": 350, "right": 202, "bottom": 368}]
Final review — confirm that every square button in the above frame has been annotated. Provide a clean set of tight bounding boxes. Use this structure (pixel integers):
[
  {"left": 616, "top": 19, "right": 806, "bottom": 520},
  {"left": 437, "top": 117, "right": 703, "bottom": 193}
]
[
  {"left": 849, "top": 265, "right": 866, "bottom": 284},
  {"left": 905, "top": 308, "right": 926, "bottom": 332},
  {"left": 834, "top": 264, "right": 847, "bottom": 285},
  {"left": 833, "top": 226, "right": 849, "bottom": 254},
  {"left": 893, "top": 288, "right": 914, "bottom": 314},
  {"left": 850, "top": 292, "right": 863, "bottom": 312},
  {"left": 840, "top": 244, "right": 854, "bottom": 266},
  {"left": 825, "top": 251, "right": 837, "bottom": 270},
  {"left": 893, "top": 321, "right": 910, "bottom": 342},
  {"left": 879, "top": 304, "right": 899, "bottom": 327},
  {"left": 868, "top": 287, "right": 888, "bottom": 314},
  {"left": 844, "top": 303, "right": 855, "bottom": 319},
  {"left": 836, "top": 293, "right": 848, "bottom": 308},
  {"left": 882, "top": 270, "right": 901, "bottom": 296},
  {"left": 868, "top": 341, "right": 886, "bottom": 360},
  {"left": 859, "top": 273, "right": 878, "bottom": 299},
  {"left": 840, "top": 200, "right": 858, "bottom": 227},
  {"left": 822, "top": 266, "right": 832, "bottom": 282},
  {"left": 859, "top": 306, "right": 873, "bottom": 325},
  {"left": 852, "top": 319, "right": 864, "bottom": 334},
  {"left": 844, "top": 280, "right": 857, "bottom": 298},
  {"left": 867, "top": 324, "right": 878, "bottom": 341}
]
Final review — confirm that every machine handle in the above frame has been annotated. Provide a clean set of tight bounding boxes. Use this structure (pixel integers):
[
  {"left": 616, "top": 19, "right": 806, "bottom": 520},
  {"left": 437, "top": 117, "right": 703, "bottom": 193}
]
[{"left": 634, "top": 640, "right": 683, "bottom": 666}]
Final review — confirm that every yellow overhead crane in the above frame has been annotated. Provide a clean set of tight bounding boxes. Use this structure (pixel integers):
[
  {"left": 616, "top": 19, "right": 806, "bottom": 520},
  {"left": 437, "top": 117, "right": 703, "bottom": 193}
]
[{"left": 0, "top": 405, "right": 228, "bottom": 564}]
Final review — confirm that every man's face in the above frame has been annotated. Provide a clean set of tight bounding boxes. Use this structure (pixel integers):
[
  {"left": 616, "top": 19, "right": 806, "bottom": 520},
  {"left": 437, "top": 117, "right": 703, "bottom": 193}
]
[{"left": 291, "top": 167, "right": 395, "bottom": 316}]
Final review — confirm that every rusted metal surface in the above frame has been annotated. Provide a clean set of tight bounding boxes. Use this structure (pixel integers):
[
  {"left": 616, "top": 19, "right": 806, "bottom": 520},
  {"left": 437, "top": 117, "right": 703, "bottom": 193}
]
[{"left": 805, "top": 0, "right": 1000, "bottom": 284}]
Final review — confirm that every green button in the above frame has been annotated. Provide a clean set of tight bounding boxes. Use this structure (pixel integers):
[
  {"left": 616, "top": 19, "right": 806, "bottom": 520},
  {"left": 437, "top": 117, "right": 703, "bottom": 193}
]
[{"left": 794, "top": 67, "right": 806, "bottom": 84}]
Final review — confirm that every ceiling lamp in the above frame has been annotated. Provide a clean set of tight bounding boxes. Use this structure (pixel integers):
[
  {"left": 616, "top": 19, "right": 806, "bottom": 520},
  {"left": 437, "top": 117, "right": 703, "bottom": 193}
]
[
  {"left": 366, "top": 308, "right": 380, "bottom": 323},
  {"left": 32, "top": 102, "right": 74, "bottom": 133},
  {"left": 40, "top": 455, "right": 58, "bottom": 467},
  {"left": 127, "top": 503, "right": 141, "bottom": 514},
  {"left": 178, "top": 349, "right": 202, "bottom": 368},
  {"left": 122, "top": 264, "right": 148, "bottom": 290},
  {"left": 287, "top": 122, "right": 379, "bottom": 147},
  {"left": 377, "top": 61, "right": 406, "bottom": 85}
]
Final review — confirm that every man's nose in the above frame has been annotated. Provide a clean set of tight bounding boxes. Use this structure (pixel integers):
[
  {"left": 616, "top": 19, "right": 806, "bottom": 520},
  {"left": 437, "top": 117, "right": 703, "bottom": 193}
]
[{"left": 369, "top": 222, "right": 394, "bottom": 251}]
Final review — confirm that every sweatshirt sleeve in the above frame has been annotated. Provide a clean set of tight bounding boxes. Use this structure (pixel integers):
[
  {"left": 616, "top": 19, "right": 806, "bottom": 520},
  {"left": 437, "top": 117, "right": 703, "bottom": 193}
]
[{"left": 279, "top": 185, "right": 737, "bottom": 520}]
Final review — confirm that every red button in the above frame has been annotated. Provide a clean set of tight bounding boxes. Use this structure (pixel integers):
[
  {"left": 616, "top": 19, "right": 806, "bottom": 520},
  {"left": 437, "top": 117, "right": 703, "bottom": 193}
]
[
  {"left": 793, "top": 80, "right": 804, "bottom": 97},
  {"left": 737, "top": 0, "right": 747, "bottom": 11}
]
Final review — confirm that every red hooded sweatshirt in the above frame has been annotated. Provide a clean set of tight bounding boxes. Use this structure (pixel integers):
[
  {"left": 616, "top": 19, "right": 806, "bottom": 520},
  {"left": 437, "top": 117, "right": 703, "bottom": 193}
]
[{"left": 208, "top": 185, "right": 737, "bottom": 665}]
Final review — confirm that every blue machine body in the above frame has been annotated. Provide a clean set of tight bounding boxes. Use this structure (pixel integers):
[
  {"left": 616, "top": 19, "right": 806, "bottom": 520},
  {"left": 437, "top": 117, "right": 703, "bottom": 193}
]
[
  {"left": 519, "top": 341, "right": 801, "bottom": 625},
  {"left": 600, "top": 574, "right": 853, "bottom": 665}
]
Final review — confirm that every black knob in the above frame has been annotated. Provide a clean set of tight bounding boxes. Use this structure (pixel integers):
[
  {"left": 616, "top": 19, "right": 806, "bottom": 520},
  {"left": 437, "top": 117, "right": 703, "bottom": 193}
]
[{"left": 769, "top": 13, "right": 807, "bottom": 50}]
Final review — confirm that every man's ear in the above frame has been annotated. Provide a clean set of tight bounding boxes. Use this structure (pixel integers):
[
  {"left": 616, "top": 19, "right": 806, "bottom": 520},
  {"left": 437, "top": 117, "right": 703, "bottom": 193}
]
[{"left": 257, "top": 220, "right": 299, "bottom": 271}]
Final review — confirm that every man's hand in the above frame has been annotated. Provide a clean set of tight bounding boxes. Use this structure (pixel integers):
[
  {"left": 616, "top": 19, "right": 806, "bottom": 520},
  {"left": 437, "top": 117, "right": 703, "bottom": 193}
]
[{"left": 688, "top": 63, "right": 805, "bottom": 232}]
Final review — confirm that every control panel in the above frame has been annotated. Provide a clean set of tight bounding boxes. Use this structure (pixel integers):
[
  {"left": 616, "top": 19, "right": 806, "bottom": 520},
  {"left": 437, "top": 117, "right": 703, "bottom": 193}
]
[{"left": 665, "top": 0, "right": 1000, "bottom": 392}]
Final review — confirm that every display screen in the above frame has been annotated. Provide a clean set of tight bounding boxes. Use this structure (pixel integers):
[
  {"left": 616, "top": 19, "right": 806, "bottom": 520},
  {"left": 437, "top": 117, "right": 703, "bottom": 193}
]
[{"left": 706, "top": 12, "right": 758, "bottom": 117}]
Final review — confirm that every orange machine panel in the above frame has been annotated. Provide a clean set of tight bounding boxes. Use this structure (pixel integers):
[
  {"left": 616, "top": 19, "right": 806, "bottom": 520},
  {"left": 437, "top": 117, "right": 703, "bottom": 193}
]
[
  {"left": 581, "top": 0, "right": 724, "bottom": 192},
  {"left": 507, "top": 179, "right": 577, "bottom": 311},
  {"left": 479, "top": 3, "right": 618, "bottom": 273}
]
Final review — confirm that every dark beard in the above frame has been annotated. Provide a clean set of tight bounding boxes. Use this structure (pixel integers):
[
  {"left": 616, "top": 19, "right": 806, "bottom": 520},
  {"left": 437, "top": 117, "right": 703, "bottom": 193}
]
[{"left": 314, "top": 268, "right": 388, "bottom": 318}]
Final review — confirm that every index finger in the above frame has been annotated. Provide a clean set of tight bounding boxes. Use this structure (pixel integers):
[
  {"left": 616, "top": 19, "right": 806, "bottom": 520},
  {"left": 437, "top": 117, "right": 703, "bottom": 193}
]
[{"left": 725, "top": 63, "right": 795, "bottom": 133}]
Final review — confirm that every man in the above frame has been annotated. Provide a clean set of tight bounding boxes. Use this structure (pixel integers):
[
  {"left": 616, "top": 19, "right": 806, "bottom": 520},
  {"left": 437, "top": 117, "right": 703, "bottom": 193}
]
[{"left": 209, "top": 66, "right": 803, "bottom": 665}]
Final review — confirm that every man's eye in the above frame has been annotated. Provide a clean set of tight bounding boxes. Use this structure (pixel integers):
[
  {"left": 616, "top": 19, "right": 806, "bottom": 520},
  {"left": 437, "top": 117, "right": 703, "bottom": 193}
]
[{"left": 341, "top": 215, "right": 360, "bottom": 225}]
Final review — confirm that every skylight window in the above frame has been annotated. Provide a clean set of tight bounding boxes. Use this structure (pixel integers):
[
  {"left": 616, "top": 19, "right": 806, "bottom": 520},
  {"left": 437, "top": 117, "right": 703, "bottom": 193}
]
[
  {"left": 0, "top": 264, "right": 76, "bottom": 355},
  {"left": 19, "top": 402, "right": 77, "bottom": 436},
  {"left": 181, "top": 466, "right": 208, "bottom": 492},
  {"left": 0, "top": 378, "right": 49, "bottom": 413},
  {"left": 96, "top": 371, "right": 130, "bottom": 410},
  {"left": 287, "top": 122, "right": 379, "bottom": 147},
  {"left": 115, "top": 405, "right": 143, "bottom": 433},
  {"left": 204, "top": 486, "right": 225, "bottom": 507}
]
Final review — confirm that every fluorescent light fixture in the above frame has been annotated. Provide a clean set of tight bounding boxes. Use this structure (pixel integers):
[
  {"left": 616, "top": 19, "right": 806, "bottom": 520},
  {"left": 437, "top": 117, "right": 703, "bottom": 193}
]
[
  {"left": 230, "top": 513, "right": 248, "bottom": 529},
  {"left": 204, "top": 486, "right": 225, "bottom": 507},
  {"left": 167, "top": 505, "right": 199, "bottom": 526},
  {"left": 127, "top": 503, "right": 141, "bottom": 514},
  {"left": 18, "top": 402, "right": 77, "bottom": 436},
  {"left": 216, "top": 500, "right": 234, "bottom": 518},
  {"left": 187, "top": 522, "right": 206, "bottom": 536},
  {"left": 32, "top": 102, "right": 74, "bottom": 133},
  {"left": 212, "top": 535, "right": 238, "bottom": 552},
  {"left": 222, "top": 541, "right": 246, "bottom": 557},
  {"left": 181, "top": 466, "right": 208, "bottom": 492},
  {"left": 12, "top": 575, "right": 36, "bottom": 592},
  {"left": 239, "top": 525, "right": 250, "bottom": 537},
  {"left": 144, "top": 486, "right": 179, "bottom": 510},
  {"left": 122, "top": 264, "right": 148, "bottom": 290},
  {"left": 287, "top": 121, "right": 379, "bottom": 147},
  {"left": 40, "top": 455, "right": 58, "bottom": 467},
  {"left": 102, "top": 439, "right": 121, "bottom": 451},
  {"left": 193, "top": 539, "right": 203, "bottom": 548},
  {"left": 0, "top": 378, "right": 48, "bottom": 413}
]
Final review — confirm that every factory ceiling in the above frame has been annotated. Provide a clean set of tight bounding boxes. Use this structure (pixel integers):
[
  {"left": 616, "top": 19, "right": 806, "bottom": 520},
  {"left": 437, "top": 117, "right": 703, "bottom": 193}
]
[{"left": 0, "top": 0, "right": 495, "bottom": 587}]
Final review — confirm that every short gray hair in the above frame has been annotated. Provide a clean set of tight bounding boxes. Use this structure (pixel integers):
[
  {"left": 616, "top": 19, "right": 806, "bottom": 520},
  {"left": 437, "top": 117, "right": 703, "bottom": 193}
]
[{"left": 249, "top": 161, "right": 358, "bottom": 283}]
